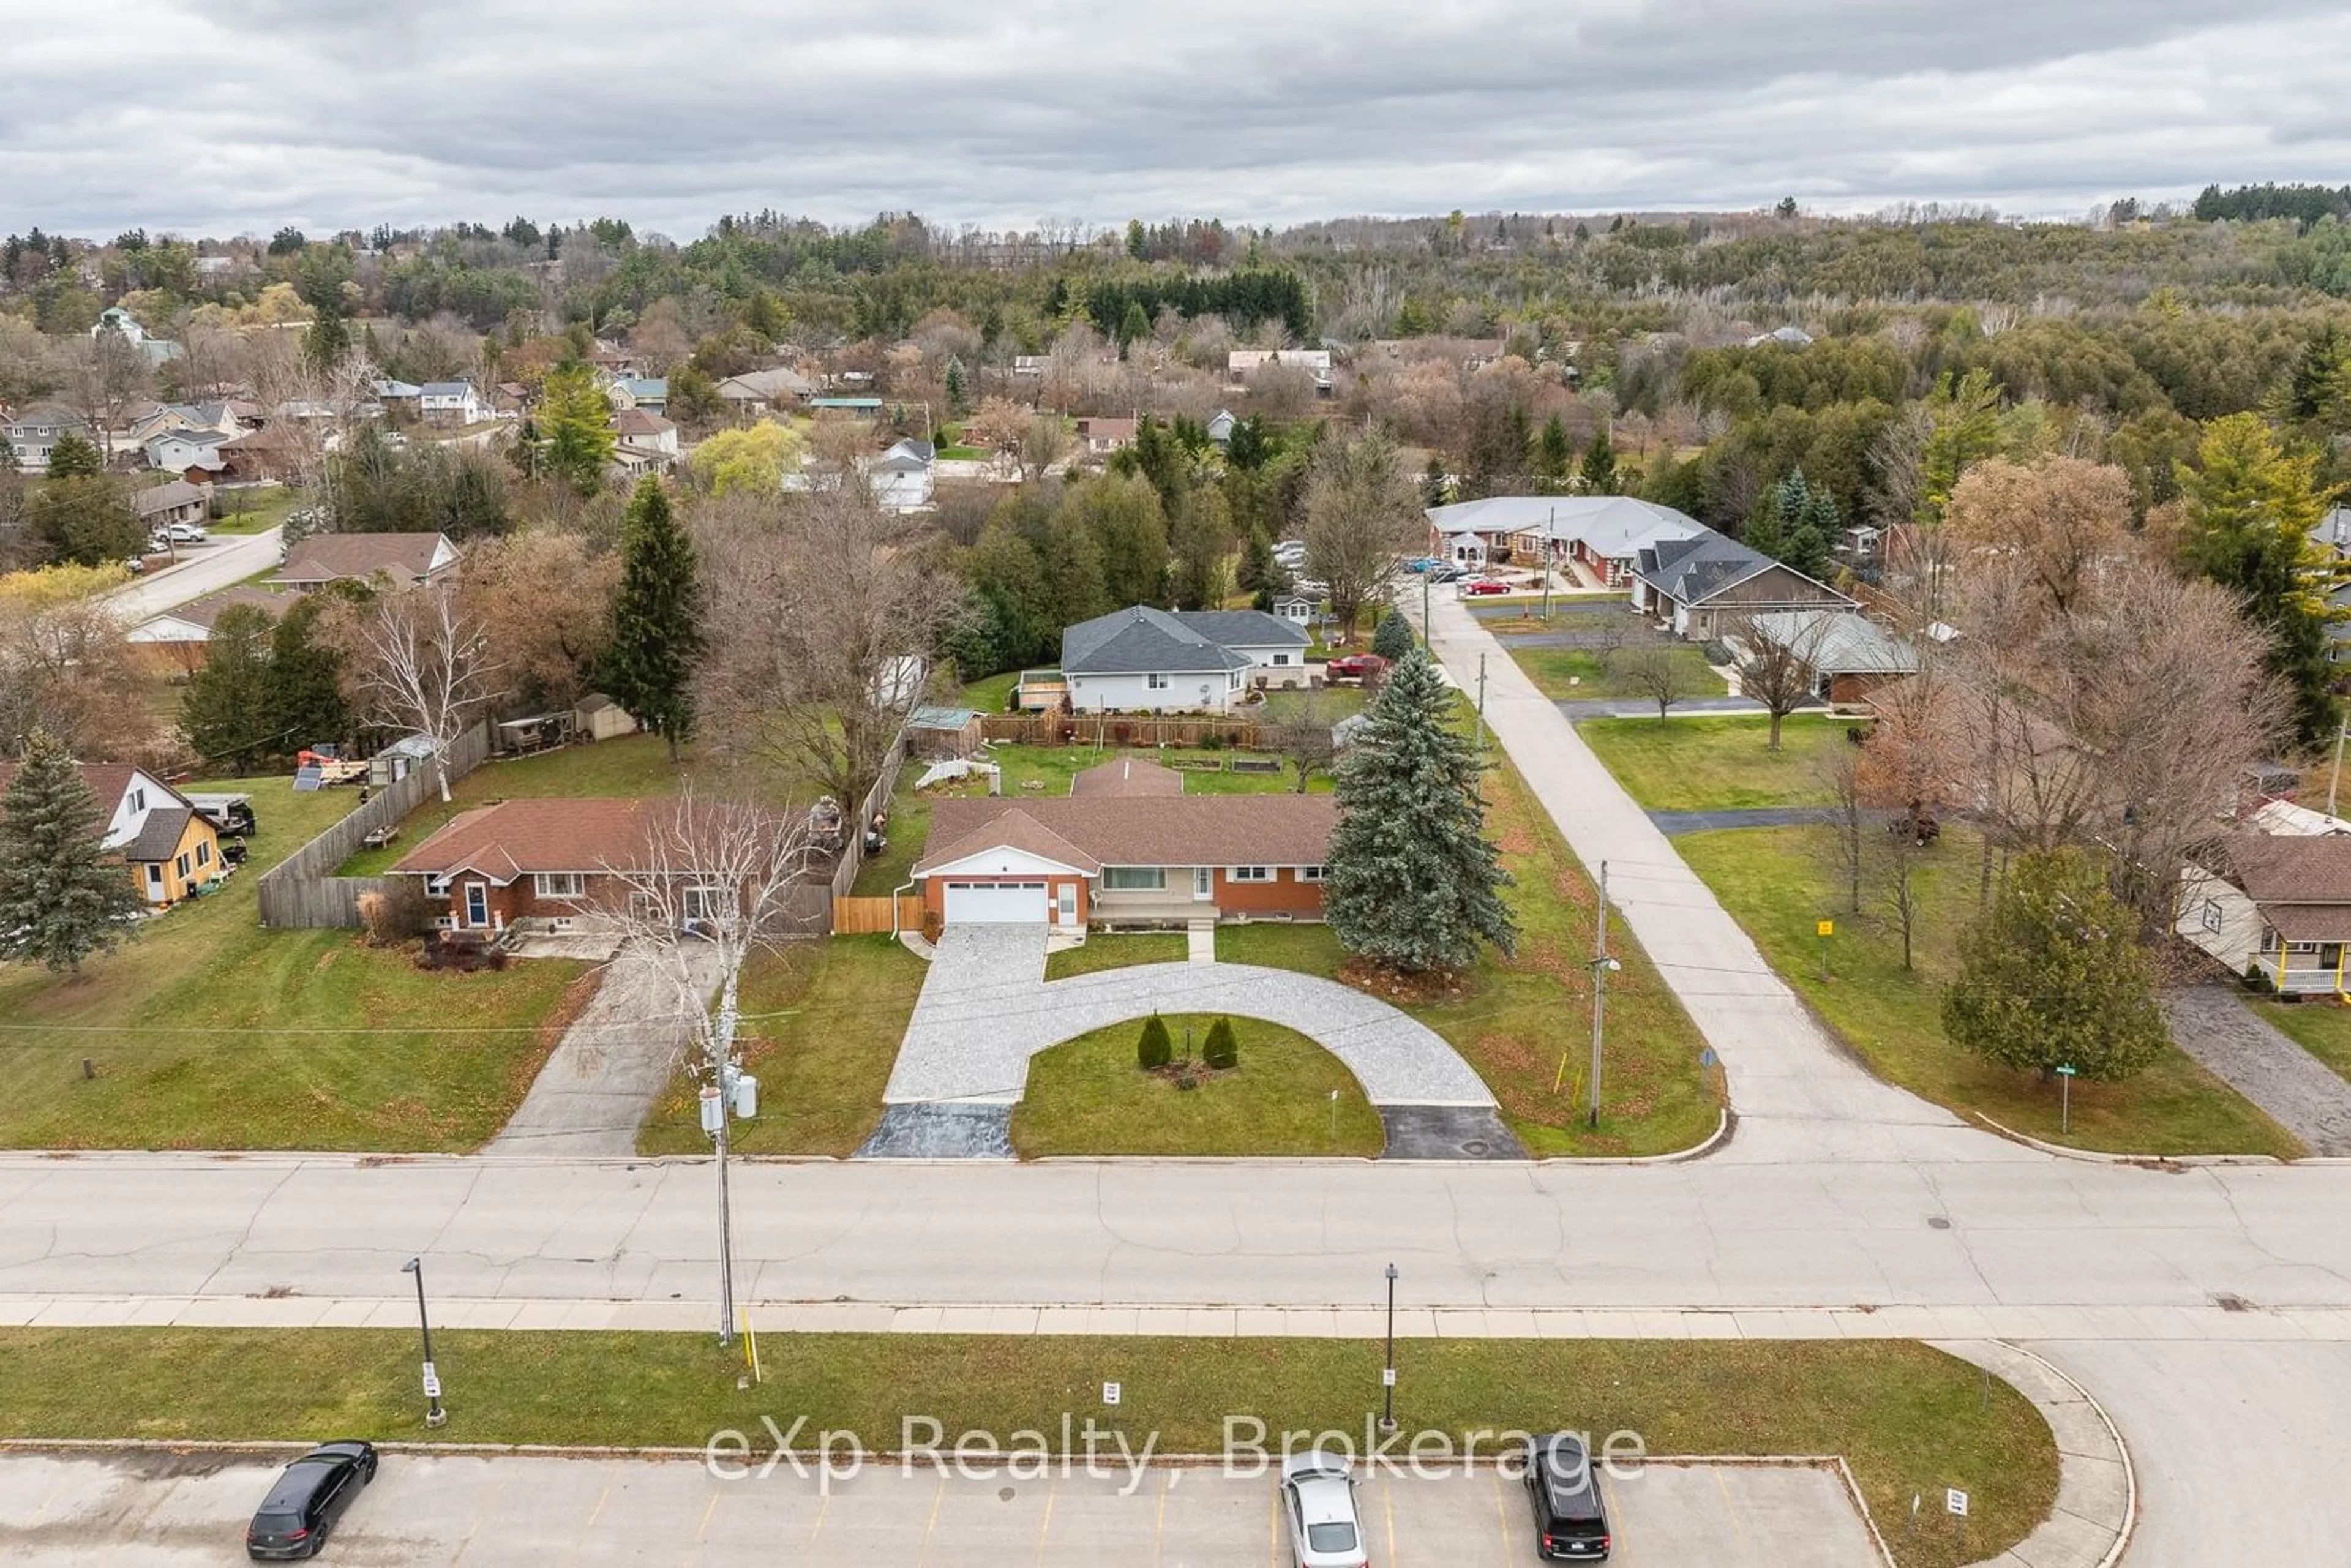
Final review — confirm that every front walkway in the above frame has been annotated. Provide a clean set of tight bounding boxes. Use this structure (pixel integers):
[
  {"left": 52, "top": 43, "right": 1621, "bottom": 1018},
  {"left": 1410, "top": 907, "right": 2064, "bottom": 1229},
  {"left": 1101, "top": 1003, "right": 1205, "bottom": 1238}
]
[
  {"left": 864, "top": 925, "right": 1510, "bottom": 1157},
  {"left": 2167, "top": 986, "right": 2351, "bottom": 1156},
  {"left": 487, "top": 942, "right": 723, "bottom": 1157}
]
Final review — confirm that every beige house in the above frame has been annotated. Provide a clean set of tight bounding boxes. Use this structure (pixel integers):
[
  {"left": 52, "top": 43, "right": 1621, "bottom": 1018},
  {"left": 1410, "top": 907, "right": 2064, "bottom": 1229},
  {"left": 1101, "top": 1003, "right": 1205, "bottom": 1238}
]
[{"left": 2178, "top": 834, "right": 2351, "bottom": 995}]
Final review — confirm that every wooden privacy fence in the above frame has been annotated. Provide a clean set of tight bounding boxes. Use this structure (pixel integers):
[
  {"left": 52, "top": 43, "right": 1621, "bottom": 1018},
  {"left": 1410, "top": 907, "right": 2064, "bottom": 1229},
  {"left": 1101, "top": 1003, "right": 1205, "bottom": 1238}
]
[
  {"left": 831, "top": 895, "right": 924, "bottom": 936},
  {"left": 824, "top": 737, "right": 911, "bottom": 910},
  {"left": 978, "top": 712, "right": 1265, "bottom": 749},
  {"left": 255, "top": 725, "right": 491, "bottom": 929}
]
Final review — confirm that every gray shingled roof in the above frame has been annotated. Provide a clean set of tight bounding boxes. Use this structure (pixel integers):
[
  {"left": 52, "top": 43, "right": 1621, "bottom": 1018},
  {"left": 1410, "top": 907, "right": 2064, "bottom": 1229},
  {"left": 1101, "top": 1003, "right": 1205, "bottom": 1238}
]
[
  {"left": 1169, "top": 609, "right": 1308, "bottom": 648},
  {"left": 1060, "top": 606, "right": 1250, "bottom": 675},
  {"left": 121, "top": 805, "right": 195, "bottom": 864},
  {"left": 1637, "top": 530, "right": 1779, "bottom": 606}
]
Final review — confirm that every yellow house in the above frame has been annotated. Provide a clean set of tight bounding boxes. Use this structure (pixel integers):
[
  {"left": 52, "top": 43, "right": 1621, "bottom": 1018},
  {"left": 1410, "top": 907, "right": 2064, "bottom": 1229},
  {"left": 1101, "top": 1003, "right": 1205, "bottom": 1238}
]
[{"left": 0, "top": 762, "right": 224, "bottom": 906}]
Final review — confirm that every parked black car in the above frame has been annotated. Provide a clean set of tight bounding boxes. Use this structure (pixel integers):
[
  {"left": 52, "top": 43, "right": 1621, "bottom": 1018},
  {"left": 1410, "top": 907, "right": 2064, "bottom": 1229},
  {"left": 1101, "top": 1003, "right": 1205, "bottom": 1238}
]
[
  {"left": 1523, "top": 1432, "right": 1611, "bottom": 1560},
  {"left": 247, "top": 1441, "right": 377, "bottom": 1559}
]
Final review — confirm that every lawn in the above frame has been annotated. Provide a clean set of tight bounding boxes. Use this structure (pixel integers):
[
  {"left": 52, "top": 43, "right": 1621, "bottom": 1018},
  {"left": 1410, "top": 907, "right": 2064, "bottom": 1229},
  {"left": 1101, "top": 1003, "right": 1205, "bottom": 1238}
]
[
  {"left": 957, "top": 670, "right": 1021, "bottom": 713},
  {"left": 334, "top": 732, "right": 699, "bottom": 875},
  {"left": 1011, "top": 1012, "right": 1385, "bottom": 1157},
  {"left": 636, "top": 936, "right": 924, "bottom": 1157},
  {"left": 1512, "top": 643, "right": 1727, "bottom": 703},
  {"left": 0, "top": 772, "right": 593, "bottom": 1150},
  {"left": 206, "top": 485, "right": 305, "bottom": 535},
  {"left": 1577, "top": 713, "right": 1856, "bottom": 812},
  {"left": 972, "top": 742, "right": 1326, "bottom": 797},
  {"left": 1041, "top": 932, "right": 1188, "bottom": 981},
  {"left": 1218, "top": 757, "right": 1720, "bottom": 1158},
  {"left": 2252, "top": 996, "right": 2351, "bottom": 1086},
  {"left": 851, "top": 760, "right": 932, "bottom": 896},
  {"left": 1678, "top": 824, "right": 2304, "bottom": 1157},
  {"left": 0, "top": 1328, "right": 2053, "bottom": 1568}
]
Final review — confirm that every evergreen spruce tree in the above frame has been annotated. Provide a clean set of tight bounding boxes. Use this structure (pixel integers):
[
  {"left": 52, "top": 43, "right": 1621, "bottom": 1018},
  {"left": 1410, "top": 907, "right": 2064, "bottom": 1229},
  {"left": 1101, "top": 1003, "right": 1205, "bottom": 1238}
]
[
  {"left": 1420, "top": 454, "right": 1451, "bottom": 509},
  {"left": 1202, "top": 1016, "right": 1238, "bottom": 1070},
  {"left": 600, "top": 478, "right": 703, "bottom": 761},
  {"left": 264, "top": 591, "right": 351, "bottom": 754},
  {"left": 0, "top": 729, "right": 141, "bottom": 973},
  {"left": 1137, "top": 1014, "right": 1172, "bottom": 1070},
  {"left": 1324, "top": 648, "right": 1516, "bottom": 973},
  {"left": 1577, "top": 432, "right": 1619, "bottom": 495},
  {"left": 539, "top": 362, "right": 618, "bottom": 493},
  {"left": 1942, "top": 850, "right": 2167, "bottom": 1082},
  {"left": 1371, "top": 608, "right": 1414, "bottom": 661},
  {"left": 45, "top": 431, "right": 104, "bottom": 479},
  {"left": 178, "top": 605, "right": 276, "bottom": 773},
  {"left": 1533, "top": 415, "right": 1574, "bottom": 490}
]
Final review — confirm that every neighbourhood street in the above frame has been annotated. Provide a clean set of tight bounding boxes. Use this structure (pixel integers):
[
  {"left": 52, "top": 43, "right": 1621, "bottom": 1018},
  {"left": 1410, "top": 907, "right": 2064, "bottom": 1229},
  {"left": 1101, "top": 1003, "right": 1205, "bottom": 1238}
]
[{"left": 100, "top": 527, "right": 284, "bottom": 624}]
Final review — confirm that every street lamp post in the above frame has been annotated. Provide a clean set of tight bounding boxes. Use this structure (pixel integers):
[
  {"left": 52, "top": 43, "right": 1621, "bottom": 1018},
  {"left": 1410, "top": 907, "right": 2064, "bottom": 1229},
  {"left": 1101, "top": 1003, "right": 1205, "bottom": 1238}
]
[
  {"left": 1379, "top": 1262, "right": 1398, "bottom": 1435},
  {"left": 399, "top": 1257, "right": 446, "bottom": 1428}
]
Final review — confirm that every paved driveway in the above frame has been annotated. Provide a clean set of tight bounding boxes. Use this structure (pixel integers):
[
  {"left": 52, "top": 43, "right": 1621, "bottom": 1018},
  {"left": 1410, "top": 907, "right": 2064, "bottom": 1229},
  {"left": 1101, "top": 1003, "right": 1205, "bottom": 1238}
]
[
  {"left": 0, "top": 1450, "right": 1881, "bottom": 1567},
  {"left": 489, "top": 942, "right": 722, "bottom": 1157},
  {"left": 882, "top": 925, "right": 1496, "bottom": 1109}
]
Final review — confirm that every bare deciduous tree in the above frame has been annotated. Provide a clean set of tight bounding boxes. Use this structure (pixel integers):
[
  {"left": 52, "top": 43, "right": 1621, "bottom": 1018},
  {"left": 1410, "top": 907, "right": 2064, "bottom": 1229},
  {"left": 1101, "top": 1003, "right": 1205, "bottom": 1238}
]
[
  {"left": 1726, "top": 612, "right": 1826, "bottom": 749},
  {"left": 696, "top": 487, "right": 968, "bottom": 813},
  {"left": 1815, "top": 739, "right": 1869, "bottom": 915},
  {"left": 1613, "top": 642, "right": 1699, "bottom": 725},
  {"left": 1944, "top": 456, "right": 2134, "bottom": 618},
  {"left": 1303, "top": 425, "right": 1419, "bottom": 642},
  {"left": 1018, "top": 414, "right": 1070, "bottom": 482},
  {"left": 1267, "top": 689, "right": 1351, "bottom": 793},
  {"left": 327, "top": 582, "right": 509, "bottom": 801},
  {"left": 458, "top": 531, "right": 620, "bottom": 711}
]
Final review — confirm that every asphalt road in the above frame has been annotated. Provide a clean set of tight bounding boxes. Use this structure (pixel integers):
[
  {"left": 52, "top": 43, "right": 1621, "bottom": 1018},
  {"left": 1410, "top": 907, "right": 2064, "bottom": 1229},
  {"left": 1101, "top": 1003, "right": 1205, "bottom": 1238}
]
[
  {"left": 0, "top": 1450, "right": 1878, "bottom": 1567},
  {"left": 102, "top": 526, "right": 283, "bottom": 623}
]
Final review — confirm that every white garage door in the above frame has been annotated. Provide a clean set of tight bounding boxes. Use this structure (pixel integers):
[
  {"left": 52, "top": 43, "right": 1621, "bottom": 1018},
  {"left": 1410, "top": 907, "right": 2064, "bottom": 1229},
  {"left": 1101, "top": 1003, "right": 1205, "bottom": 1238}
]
[{"left": 942, "top": 880, "right": 1049, "bottom": 923}]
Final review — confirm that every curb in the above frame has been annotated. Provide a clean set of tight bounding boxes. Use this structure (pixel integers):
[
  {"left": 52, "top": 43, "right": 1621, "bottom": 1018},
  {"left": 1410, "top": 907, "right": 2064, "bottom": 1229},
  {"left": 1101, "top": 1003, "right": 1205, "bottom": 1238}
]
[
  {"left": 1929, "top": 1340, "right": 2135, "bottom": 1568},
  {"left": 1971, "top": 1112, "right": 2287, "bottom": 1167}
]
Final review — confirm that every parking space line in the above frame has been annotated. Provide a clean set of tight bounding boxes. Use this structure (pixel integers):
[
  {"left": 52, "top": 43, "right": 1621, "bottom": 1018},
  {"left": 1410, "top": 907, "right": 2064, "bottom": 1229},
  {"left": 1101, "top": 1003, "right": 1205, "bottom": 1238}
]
[
  {"left": 1267, "top": 1475, "right": 1283, "bottom": 1565},
  {"left": 795, "top": 1488, "right": 831, "bottom": 1566},
  {"left": 1151, "top": 1467, "right": 1170, "bottom": 1567},
  {"left": 914, "top": 1471, "right": 945, "bottom": 1567},
  {"left": 695, "top": 1485, "right": 721, "bottom": 1544},
  {"left": 1490, "top": 1465, "right": 1515, "bottom": 1558},
  {"left": 1382, "top": 1472, "right": 1397, "bottom": 1563},
  {"left": 455, "top": 1469, "right": 512, "bottom": 1562},
  {"left": 1035, "top": 1472, "right": 1059, "bottom": 1565},
  {"left": 1714, "top": 1468, "right": 1750, "bottom": 1550}
]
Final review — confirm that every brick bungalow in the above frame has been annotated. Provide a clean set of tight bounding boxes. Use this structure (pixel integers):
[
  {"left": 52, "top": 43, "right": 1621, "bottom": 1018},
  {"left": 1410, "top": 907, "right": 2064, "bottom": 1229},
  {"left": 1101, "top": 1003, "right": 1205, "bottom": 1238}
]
[
  {"left": 912, "top": 757, "right": 1335, "bottom": 930},
  {"left": 389, "top": 797, "right": 815, "bottom": 934}
]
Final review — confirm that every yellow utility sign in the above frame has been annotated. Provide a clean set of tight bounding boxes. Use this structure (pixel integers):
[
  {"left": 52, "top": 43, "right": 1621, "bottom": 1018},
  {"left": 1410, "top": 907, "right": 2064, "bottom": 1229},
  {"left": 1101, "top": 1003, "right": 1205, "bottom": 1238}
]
[{"left": 1816, "top": 920, "right": 1834, "bottom": 937}]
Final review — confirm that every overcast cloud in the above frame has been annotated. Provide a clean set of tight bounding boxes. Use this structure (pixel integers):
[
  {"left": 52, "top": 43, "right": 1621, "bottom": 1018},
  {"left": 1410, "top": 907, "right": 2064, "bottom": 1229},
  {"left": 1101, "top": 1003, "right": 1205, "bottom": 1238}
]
[{"left": 4, "top": 0, "right": 2349, "bottom": 239}]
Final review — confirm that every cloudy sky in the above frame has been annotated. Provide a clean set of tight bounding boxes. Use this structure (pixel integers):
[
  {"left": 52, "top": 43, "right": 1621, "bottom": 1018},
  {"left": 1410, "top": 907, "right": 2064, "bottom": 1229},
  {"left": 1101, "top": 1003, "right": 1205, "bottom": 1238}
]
[{"left": 6, "top": 0, "right": 2350, "bottom": 240}]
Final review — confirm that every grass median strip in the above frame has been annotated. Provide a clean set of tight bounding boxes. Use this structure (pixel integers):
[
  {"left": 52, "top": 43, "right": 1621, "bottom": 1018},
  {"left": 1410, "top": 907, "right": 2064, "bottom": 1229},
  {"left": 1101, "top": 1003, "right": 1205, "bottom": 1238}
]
[
  {"left": 1041, "top": 934, "right": 1188, "bottom": 981},
  {"left": 0, "top": 1328, "right": 2051, "bottom": 1568}
]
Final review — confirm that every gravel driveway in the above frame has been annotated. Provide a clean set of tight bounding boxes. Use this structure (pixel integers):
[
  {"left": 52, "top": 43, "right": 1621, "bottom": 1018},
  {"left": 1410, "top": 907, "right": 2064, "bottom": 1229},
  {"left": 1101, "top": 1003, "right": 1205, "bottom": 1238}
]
[{"left": 2166, "top": 985, "right": 2351, "bottom": 1155}]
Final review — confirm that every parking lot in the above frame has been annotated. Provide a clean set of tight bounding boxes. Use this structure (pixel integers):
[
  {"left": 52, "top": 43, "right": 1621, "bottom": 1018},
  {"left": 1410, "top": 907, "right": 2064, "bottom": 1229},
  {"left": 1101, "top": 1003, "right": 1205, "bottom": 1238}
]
[{"left": 0, "top": 1449, "right": 1885, "bottom": 1565}]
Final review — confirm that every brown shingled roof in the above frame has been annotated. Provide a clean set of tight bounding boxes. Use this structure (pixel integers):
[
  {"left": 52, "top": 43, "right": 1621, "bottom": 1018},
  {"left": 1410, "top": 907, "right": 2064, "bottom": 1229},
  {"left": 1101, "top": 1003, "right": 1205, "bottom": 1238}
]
[
  {"left": 271, "top": 531, "right": 453, "bottom": 586},
  {"left": 915, "top": 807, "right": 1102, "bottom": 876},
  {"left": 391, "top": 797, "right": 756, "bottom": 882},
  {"left": 915, "top": 794, "right": 1335, "bottom": 877},
  {"left": 2213, "top": 833, "right": 2351, "bottom": 914},
  {"left": 1068, "top": 757, "right": 1185, "bottom": 798}
]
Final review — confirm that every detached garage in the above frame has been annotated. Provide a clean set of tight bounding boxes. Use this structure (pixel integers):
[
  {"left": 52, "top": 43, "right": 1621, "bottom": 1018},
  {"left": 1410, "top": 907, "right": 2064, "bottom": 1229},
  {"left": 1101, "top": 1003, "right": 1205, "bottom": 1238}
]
[{"left": 942, "top": 880, "right": 1048, "bottom": 923}]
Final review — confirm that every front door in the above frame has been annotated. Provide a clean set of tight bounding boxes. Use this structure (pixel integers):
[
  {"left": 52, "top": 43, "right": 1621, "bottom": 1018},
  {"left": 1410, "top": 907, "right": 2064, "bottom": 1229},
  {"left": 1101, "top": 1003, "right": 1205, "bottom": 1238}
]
[
  {"left": 463, "top": 882, "right": 489, "bottom": 928},
  {"left": 1056, "top": 883, "right": 1077, "bottom": 926},
  {"left": 1193, "top": 867, "right": 1213, "bottom": 901}
]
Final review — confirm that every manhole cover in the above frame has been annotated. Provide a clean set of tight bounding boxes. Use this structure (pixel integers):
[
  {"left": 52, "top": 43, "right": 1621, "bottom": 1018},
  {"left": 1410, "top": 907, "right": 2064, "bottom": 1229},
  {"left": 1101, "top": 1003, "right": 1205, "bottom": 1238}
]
[
  {"left": 1926, "top": 1216, "right": 1953, "bottom": 1230},
  {"left": 997, "top": 1486, "right": 1016, "bottom": 1502},
  {"left": 1461, "top": 1139, "right": 1489, "bottom": 1156}
]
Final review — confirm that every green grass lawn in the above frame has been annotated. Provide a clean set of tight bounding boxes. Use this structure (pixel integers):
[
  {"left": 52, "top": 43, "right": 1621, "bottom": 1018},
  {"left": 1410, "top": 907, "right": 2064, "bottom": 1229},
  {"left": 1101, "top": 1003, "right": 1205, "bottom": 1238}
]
[
  {"left": 1678, "top": 824, "right": 2304, "bottom": 1157},
  {"left": 2251, "top": 996, "right": 2351, "bottom": 1086},
  {"left": 0, "top": 772, "right": 593, "bottom": 1151},
  {"left": 1512, "top": 643, "right": 1727, "bottom": 702},
  {"left": 206, "top": 486, "right": 304, "bottom": 535},
  {"left": 637, "top": 937, "right": 925, "bottom": 1157},
  {"left": 334, "top": 732, "right": 698, "bottom": 876},
  {"left": 1041, "top": 932, "right": 1188, "bottom": 981},
  {"left": 1219, "top": 757, "right": 1719, "bottom": 1158},
  {"left": 977, "top": 743, "right": 1324, "bottom": 797},
  {"left": 957, "top": 670, "right": 1020, "bottom": 713},
  {"left": 1011, "top": 1013, "right": 1384, "bottom": 1157},
  {"left": 851, "top": 760, "right": 932, "bottom": 896},
  {"left": 1577, "top": 713, "right": 1856, "bottom": 811},
  {"left": 0, "top": 1328, "right": 2052, "bottom": 1568}
]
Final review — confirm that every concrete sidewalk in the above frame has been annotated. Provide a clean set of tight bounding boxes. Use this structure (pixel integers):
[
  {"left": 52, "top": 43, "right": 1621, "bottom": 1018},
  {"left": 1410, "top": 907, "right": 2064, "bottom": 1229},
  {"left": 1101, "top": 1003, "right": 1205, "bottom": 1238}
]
[{"left": 1418, "top": 593, "right": 1983, "bottom": 1165}]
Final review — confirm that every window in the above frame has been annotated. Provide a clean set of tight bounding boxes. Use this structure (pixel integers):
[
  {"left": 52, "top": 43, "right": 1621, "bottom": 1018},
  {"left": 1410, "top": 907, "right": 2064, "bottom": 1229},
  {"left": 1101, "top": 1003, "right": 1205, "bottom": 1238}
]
[
  {"left": 683, "top": 885, "right": 723, "bottom": 923},
  {"left": 1230, "top": 866, "right": 1272, "bottom": 882},
  {"left": 1299, "top": 865, "right": 1325, "bottom": 882},
  {"left": 1146, "top": 672, "right": 1170, "bottom": 690},
  {"left": 534, "top": 872, "right": 587, "bottom": 899},
  {"left": 129, "top": 787, "right": 147, "bottom": 812},
  {"left": 1272, "top": 653, "right": 1290, "bottom": 666},
  {"left": 195, "top": 841, "right": 210, "bottom": 868},
  {"left": 424, "top": 873, "right": 451, "bottom": 898},
  {"left": 175, "top": 853, "right": 190, "bottom": 877},
  {"left": 2201, "top": 898, "right": 2222, "bottom": 934},
  {"left": 1103, "top": 866, "right": 1166, "bottom": 891}
]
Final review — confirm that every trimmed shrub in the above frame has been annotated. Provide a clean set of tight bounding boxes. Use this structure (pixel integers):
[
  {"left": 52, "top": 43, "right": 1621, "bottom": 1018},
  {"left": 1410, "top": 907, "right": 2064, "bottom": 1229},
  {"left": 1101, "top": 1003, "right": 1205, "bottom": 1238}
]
[
  {"left": 1202, "top": 1016, "right": 1239, "bottom": 1070},
  {"left": 1138, "top": 1013, "right": 1173, "bottom": 1070}
]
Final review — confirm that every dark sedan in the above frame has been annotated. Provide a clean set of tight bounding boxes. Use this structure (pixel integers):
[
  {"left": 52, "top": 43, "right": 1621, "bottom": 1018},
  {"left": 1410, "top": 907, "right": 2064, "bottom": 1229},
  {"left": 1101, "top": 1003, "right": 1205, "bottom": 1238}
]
[{"left": 247, "top": 1441, "right": 377, "bottom": 1559}]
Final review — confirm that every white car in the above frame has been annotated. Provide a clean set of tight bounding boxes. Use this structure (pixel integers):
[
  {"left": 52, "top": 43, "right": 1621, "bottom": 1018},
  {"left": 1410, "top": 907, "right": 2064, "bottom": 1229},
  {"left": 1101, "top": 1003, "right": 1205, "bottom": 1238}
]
[
  {"left": 1280, "top": 1450, "right": 1368, "bottom": 1568},
  {"left": 165, "top": 521, "right": 208, "bottom": 543}
]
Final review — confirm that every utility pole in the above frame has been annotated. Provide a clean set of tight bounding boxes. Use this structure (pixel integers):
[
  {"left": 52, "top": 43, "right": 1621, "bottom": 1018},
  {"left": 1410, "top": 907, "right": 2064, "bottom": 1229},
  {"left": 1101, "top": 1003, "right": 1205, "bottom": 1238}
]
[
  {"left": 1543, "top": 506, "right": 1555, "bottom": 621},
  {"left": 1589, "top": 860, "right": 1616, "bottom": 1130},
  {"left": 2330, "top": 718, "right": 2347, "bottom": 820},
  {"left": 1473, "top": 652, "right": 1488, "bottom": 754},
  {"left": 702, "top": 967, "right": 743, "bottom": 1350}
]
